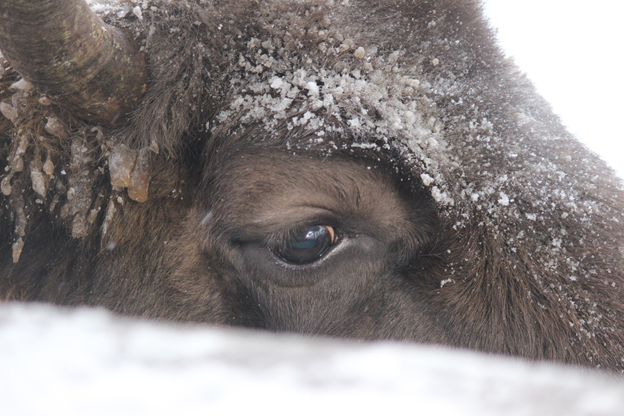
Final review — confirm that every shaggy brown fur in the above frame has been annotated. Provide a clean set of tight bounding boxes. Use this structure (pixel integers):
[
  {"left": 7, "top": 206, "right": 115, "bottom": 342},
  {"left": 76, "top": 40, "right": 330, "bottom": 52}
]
[{"left": 1, "top": 0, "right": 624, "bottom": 372}]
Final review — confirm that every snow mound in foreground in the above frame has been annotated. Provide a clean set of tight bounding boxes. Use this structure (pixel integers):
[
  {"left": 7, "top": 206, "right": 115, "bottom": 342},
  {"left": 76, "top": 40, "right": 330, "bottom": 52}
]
[{"left": 2, "top": 303, "right": 624, "bottom": 415}]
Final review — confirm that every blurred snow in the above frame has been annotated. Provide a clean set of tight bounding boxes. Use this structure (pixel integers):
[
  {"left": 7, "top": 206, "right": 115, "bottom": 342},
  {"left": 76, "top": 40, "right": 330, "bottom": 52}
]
[
  {"left": 483, "top": 0, "right": 624, "bottom": 178},
  {"left": 2, "top": 303, "right": 624, "bottom": 415}
]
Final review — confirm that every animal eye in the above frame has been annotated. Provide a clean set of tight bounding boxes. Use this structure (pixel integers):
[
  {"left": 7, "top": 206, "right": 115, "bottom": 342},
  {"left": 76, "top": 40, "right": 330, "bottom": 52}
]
[{"left": 275, "top": 225, "right": 336, "bottom": 264}]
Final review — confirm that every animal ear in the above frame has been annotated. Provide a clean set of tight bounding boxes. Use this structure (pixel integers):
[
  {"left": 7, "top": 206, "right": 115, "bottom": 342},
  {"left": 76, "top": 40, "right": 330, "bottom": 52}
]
[{"left": 0, "top": 0, "right": 147, "bottom": 126}]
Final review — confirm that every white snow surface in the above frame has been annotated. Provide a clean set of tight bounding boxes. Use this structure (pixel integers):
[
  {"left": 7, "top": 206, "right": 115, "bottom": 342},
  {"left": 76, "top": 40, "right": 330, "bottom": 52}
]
[{"left": 2, "top": 303, "right": 624, "bottom": 415}]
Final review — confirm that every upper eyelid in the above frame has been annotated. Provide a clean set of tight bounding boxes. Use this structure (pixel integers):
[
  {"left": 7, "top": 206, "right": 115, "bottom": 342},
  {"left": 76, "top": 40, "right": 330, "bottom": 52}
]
[{"left": 233, "top": 206, "right": 341, "bottom": 239}]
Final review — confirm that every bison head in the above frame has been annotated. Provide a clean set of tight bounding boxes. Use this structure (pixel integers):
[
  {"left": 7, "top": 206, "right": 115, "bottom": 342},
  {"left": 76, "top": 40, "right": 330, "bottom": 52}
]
[{"left": 1, "top": 0, "right": 624, "bottom": 371}]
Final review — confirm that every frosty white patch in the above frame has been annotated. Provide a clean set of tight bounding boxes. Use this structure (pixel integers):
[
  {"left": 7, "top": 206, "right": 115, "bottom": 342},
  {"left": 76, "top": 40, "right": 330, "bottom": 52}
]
[
  {"left": 420, "top": 173, "right": 434, "bottom": 186},
  {"left": 498, "top": 192, "right": 510, "bottom": 206}
]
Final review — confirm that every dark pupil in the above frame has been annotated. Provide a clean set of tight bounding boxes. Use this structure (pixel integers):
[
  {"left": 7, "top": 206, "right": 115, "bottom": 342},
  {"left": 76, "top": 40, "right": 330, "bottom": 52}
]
[{"left": 278, "top": 225, "right": 332, "bottom": 264}]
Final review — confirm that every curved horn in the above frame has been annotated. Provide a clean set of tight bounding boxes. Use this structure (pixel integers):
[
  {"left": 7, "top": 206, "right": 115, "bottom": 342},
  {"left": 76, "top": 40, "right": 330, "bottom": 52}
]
[{"left": 0, "top": 0, "right": 147, "bottom": 126}]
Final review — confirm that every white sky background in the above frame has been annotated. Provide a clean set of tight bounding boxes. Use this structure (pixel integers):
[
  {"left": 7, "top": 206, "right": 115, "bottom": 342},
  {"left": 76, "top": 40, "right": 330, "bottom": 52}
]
[{"left": 482, "top": 1, "right": 624, "bottom": 178}]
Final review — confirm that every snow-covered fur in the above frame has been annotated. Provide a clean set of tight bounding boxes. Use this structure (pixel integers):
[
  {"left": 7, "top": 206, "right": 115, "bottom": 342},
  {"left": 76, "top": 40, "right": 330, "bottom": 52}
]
[{"left": 1, "top": 0, "right": 624, "bottom": 371}]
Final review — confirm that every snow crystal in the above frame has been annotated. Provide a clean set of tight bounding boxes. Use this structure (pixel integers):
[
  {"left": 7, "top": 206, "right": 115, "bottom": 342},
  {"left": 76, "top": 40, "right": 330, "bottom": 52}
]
[
  {"left": 498, "top": 192, "right": 510, "bottom": 206},
  {"left": 440, "top": 278, "right": 454, "bottom": 287},
  {"left": 270, "top": 76, "right": 284, "bottom": 90},
  {"left": 351, "top": 142, "right": 379, "bottom": 150},
  {"left": 405, "top": 78, "right": 420, "bottom": 89},
  {"left": 420, "top": 173, "right": 434, "bottom": 186},
  {"left": 353, "top": 46, "right": 366, "bottom": 59},
  {"left": 431, "top": 186, "right": 455, "bottom": 206},
  {"left": 347, "top": 118, "right": 361, "bottom": 128},
  {"left": 305, "top": 81, "right": 320, "bottom": 97},
  {"left": 132, "top": 5, "right": 143, "bottom": 20}
]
